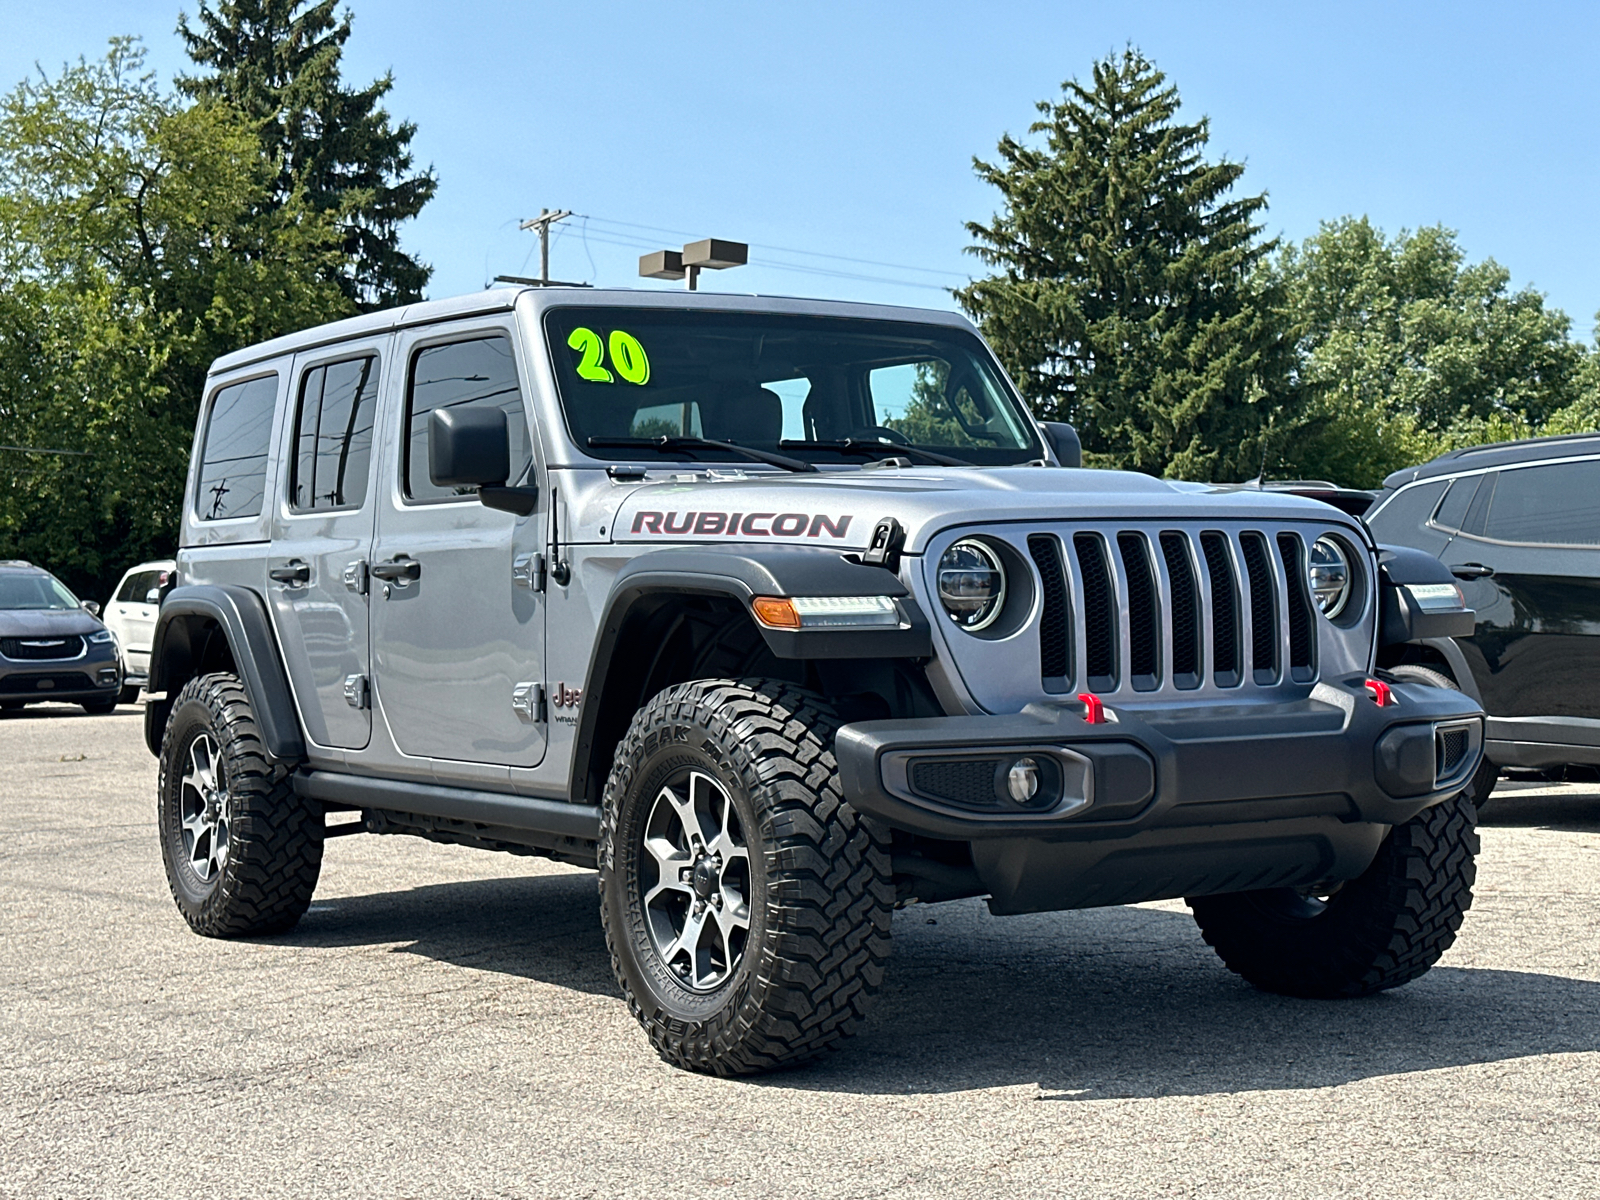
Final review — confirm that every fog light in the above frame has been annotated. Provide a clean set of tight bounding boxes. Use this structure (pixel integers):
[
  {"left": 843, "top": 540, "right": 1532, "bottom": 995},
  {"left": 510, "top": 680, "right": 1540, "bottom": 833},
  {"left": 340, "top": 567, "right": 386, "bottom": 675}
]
[{"left": 1007, "top": 757, "right": 1040, "bottom": 802}]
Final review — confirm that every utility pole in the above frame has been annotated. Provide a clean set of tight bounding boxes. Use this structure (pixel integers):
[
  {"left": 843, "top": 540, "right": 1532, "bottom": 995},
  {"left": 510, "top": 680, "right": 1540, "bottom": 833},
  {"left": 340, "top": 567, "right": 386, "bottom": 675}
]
[{"left": 518, "top": 209, "right": 573, "bottom": 285}]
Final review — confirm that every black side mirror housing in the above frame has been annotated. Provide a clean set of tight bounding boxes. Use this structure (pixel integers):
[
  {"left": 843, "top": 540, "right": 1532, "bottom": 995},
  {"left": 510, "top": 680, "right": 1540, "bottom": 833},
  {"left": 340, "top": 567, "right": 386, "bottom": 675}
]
[
  {"left": 82, "top": 600, "right": 101, "bottom": 617},
  {"left": 428, "top": 407, "right": 538, "bottom": 517},
  {"left": 1042, "top": 422, "right": 1082, "bottom": 468}
]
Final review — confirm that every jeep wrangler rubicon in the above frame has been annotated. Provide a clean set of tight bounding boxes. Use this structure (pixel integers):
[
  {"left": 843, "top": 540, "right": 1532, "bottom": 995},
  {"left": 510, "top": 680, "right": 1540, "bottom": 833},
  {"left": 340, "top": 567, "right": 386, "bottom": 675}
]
[{"left": 145, "top": 288, "right": 1484, "bottom": 1075}]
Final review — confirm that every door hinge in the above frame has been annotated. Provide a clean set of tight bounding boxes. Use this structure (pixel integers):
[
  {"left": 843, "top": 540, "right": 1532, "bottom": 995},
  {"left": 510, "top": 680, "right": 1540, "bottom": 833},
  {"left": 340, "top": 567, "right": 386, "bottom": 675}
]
[
  {"left": 512, "top": 552, "right": 546, "bottom": 592},
  {"left": 512, "top": 681, "right": 546, "bottom": 724},
  {"left": 343, "top": 560, "right": 369, "bottom": 595},
  {"left": 343, "top": 674, "right": 369, "bottom": 709}
]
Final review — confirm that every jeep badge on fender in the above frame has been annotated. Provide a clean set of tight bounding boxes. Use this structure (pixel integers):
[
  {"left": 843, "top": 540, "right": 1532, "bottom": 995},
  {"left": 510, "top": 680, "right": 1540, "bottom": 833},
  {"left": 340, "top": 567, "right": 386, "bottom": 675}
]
[{"left": 144, "top": 286, "right": 1485, "bottom": 1077}]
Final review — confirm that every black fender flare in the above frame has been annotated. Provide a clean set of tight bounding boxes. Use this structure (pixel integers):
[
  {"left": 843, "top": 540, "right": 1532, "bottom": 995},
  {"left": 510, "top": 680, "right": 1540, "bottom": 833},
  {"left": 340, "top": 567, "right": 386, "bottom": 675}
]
[
  {"left": 565, "top": 545, "right": 931, "bottom": 802},
  {"left": 146, "top": 584, "right": 305, "bottom": 762}
]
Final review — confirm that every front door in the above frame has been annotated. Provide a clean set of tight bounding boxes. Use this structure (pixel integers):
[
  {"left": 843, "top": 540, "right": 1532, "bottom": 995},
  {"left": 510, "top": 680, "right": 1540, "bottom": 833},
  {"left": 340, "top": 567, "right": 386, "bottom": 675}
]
[
  {"left": 1444, "top": 457, "right": 1600, "bottom": 723},
  {"left": 369, "top": 322, "right": 547, "bottom": 768},
  {"left": 267, "top": 343, "right": 384, "bottom": 750}
]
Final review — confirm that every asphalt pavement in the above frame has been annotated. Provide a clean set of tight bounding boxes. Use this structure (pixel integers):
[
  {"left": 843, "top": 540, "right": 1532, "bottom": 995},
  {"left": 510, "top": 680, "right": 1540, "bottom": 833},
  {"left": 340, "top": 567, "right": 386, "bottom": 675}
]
[{"left": 2, "top": 703, "right": 1597, "bottom": 1198}]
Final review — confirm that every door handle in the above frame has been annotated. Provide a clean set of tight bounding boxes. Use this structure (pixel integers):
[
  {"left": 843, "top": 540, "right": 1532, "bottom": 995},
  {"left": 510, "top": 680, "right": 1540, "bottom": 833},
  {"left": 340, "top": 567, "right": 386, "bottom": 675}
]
[
  {"left": 269, "top": 561, "right": 311, "bottom": 585},
  {"left": 371, "top": 557, "right": 421, "bottom": 584},
  {"left": 1450, "top": 563, "right": 1494, "bottom": 579}
]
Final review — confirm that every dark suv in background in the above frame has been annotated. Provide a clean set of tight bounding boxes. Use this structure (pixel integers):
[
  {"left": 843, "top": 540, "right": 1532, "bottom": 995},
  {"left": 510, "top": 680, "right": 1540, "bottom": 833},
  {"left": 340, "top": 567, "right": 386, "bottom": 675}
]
[
  {"left": 0, "top": 560, "right": 123, "bottom": 713},
  {"left": 1366, "top": 433, "right": 1600, "bottom": 805}
]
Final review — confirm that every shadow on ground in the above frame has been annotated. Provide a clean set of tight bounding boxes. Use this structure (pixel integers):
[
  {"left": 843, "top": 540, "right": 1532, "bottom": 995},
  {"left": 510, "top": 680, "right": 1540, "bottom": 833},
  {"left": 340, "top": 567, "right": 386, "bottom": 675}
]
[
  {"left": 277, "top": 860, "right": 1600, "bottom": 1100},
  {"left": 1480, "top": 784, "right": 1600, "bottom": 833}
]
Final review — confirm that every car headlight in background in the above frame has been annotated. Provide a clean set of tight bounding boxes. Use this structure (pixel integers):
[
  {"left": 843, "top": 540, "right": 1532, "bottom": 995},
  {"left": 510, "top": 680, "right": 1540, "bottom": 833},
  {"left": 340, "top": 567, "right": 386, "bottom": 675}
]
[
  {"left": 1309, "top": 537, "right": 1352, "bottom": 618},
  {"left": 87, "top": 629, "right": 115, "bottom": 645},
  {"left": 938, "top": 538, "right": 1006, "bottom": 631}
]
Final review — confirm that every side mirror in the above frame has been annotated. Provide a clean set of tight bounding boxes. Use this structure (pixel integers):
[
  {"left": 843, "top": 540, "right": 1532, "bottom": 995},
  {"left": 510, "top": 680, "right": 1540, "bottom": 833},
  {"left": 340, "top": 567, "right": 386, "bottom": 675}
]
[
  {"left": 428, "top": 407, "right": 538, "bottom": 517},
  {"left": 145, "top": 588, "right": 162, "bottom": 605},
  {"left": 1042, "top": 422, "right": 1082, "bottom": 468},
  {"left": 82, "top": 600, "right": 101, "bottom": 616}
]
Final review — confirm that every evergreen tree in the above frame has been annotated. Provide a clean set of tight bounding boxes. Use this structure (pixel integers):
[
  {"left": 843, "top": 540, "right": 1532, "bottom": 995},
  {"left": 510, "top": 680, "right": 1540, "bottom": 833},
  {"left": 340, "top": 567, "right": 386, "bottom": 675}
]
[
  {"left": 957, "top": 50, "right": 1293, "bottom": 480},
  {"left": 178, "top": 0, "right": 437, "bottom": 310}
]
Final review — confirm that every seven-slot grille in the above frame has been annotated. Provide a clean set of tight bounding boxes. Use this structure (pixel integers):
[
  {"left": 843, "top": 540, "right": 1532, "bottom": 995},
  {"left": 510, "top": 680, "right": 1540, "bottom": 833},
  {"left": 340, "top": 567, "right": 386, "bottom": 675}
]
[{"left": 1027, "top": 526, "right": 1326, "bottom": 696}]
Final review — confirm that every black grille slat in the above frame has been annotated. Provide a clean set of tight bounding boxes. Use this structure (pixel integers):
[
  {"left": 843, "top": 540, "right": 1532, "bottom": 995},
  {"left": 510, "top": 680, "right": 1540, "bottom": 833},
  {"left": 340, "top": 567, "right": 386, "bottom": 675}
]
[
  {"left": 1074, "top": 534, "right": 1118, "bottom": 691},
  {"left": 0, "top": 671, "right": 93, "bottom": 694},
  {"left": 1027, "top": 534, "right": 1072, "bottom": 692},
  {"left": 1161, "top": 533, "right": 1201, "bottom": 687},
  {"left": 1240, "top": 533, "right": 1278, "bottom": 682},
  {"left": 1117, "top": 533, "right": 1160, "bottom": 690},
  {"left": 1, "top": 635, "right": 84, "bottom": 661},
  {"left": 1277, "top": 533, "right": 1315, "bottom": 677},
  {"left": 1200, "top": 533, "right": 1241, "bottom": 686}
]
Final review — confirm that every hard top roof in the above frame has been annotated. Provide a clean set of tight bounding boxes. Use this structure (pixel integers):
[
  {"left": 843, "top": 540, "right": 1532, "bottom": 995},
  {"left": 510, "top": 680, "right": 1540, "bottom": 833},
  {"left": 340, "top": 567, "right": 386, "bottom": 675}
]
[
  {"left": 207, "top": 286, "right": 975, "bottom": 376},
  {"left": 1381, "top": 431, "right": 1600, "bottom": 489},
  {"left": 0, "top": 560, "right": 41, "bottom": 572}
]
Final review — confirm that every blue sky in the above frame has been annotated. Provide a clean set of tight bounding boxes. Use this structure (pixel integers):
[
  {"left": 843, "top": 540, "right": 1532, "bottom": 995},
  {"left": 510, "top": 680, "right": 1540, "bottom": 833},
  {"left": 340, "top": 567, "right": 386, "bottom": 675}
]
[{"left": 6, "top": 2, "right": 1598, "bottom": 338}]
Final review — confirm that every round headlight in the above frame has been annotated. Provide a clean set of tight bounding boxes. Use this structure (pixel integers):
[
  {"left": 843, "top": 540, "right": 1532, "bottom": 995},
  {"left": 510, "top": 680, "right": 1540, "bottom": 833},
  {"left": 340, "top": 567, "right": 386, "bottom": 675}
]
[
  {"left": 937, "top": 539, "right": 1006, "bottom": 632},
  {"left": 1309, "top": 537, "right": 1352, "bottom": 619}
]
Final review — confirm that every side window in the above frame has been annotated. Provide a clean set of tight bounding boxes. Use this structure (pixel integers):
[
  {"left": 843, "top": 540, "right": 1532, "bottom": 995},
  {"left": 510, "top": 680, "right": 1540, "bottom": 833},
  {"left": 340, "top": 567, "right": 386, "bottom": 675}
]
[
  {"left": 290, "top": 355, "right": 379, "bottom": 511},
  {"left": 404, "top": 335, "right": 532, "bottom": 502},
  {"left": 115, "top": 573, "right": 144, "bottom": 603},
  {"left": 1428, "top": 476, "right": 1480, "bottom": 532},
  {"left": 1481, "top": 460, "right": 1600, "bottom": 546},
  {"left": 196, "top": 374, "right": 278, "bottom": 521},
  {"left": 1365, "top": 479, "right": 1448, "bottom": 542}
]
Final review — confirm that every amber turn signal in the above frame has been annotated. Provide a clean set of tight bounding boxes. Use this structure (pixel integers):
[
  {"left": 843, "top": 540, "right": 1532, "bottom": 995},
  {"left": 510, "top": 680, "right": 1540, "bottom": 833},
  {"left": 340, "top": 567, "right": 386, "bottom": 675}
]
[{"left": 751, "top": 597, "right": 801, "bottom": 629}]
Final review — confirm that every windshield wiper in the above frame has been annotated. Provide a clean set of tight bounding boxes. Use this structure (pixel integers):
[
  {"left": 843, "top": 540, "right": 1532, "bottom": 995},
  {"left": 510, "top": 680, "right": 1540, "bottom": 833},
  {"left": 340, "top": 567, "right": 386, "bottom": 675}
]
[
  {"left": 586, "top": 436, "right": 818, "bottom": 474},
  {"left": 779, "top": 439, "right": 971, "bottom": 467}
]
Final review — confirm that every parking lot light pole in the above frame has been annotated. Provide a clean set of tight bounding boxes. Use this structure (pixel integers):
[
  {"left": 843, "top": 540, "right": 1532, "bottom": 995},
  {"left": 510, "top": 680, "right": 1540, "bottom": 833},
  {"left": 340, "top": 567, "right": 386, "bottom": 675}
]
[{"left": 639, "top": 238, "right": 748, "bottom": 290}]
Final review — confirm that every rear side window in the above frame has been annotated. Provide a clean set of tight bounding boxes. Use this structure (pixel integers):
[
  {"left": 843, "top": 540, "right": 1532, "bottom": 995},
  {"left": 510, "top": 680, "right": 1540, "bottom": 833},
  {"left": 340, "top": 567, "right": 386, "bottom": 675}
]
[
  {"left": 403, "top": 335, "right": 532, "bottom": 502},
  {"left": 1429, "top": 476, "right": 1480, "bottom": 532},
  {"left": 1480, "top": 460, "right": 1600, "bottom": 546},
  {"left": 196, "top": 374, "right": 278, "bottom": 521},
  {"left": 1365, "top": 479, "right": 1447, "bottom": 542},
  {"left": 115, "top": 570, "right": 161, "bottom": 603},
  {"left": 291, "top": 356, "right": 379, "bottom": 511}
]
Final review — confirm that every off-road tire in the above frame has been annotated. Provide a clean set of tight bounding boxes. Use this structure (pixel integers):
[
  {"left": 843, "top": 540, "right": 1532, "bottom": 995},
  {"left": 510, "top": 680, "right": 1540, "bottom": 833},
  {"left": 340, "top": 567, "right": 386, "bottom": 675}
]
[
  {"left": 1384, "top": 663, "right": 1499, "bottom": 810},
  {"left": 599, "top": 678, "right": 893, "bottom": 1075},
  {"left": 1189, "top": 791, "right": 1478, "bottom": 998},
  {"left": 157, "top": 672, "right": 322, "bottom": 937}
]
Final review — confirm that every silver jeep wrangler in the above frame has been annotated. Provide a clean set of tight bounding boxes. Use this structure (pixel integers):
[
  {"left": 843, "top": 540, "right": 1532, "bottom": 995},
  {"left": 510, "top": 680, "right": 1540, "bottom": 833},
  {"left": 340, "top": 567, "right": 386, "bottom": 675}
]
[{"left": 146, "top": 287, "right": 1485, "bottom": 1074}]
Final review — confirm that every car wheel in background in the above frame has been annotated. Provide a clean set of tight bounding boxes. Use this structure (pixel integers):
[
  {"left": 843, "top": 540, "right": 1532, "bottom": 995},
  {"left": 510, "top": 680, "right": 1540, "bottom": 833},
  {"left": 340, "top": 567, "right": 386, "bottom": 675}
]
[
  {"left": 157, "top": 672, "right": 323, "bottom": 937},
  {"left": 81, "top": 700, "right": 119, "bottom": 715},
  {"left": 1384, "top": 663, "right": 1499, "bottom": 811}
]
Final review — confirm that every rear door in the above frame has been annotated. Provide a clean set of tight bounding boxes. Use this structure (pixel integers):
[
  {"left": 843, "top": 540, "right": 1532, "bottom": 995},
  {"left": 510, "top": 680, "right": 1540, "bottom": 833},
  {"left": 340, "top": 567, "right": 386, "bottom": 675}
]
[
  {"left": 113, "top": 569, "right": 165, "bottom": 661},
  {"left": 267, "top": 341, "right": 385, "bottom": 750},
  {"left": 368, "top": 321, "right": 547, "bottom": 769},
  {"left": 1444, "top": 457, "right": 1600, "bottom": 724}
]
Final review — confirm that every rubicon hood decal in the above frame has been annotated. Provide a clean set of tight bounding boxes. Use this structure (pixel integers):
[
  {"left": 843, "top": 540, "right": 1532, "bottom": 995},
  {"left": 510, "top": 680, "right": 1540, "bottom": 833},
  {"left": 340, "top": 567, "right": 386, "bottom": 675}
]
[{"left": 630, "top": 510, "right": 853, "bottom": 539}]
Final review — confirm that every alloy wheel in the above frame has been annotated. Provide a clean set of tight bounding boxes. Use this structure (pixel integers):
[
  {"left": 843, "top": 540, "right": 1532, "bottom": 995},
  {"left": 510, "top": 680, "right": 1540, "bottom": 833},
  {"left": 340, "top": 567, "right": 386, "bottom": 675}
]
[{"left": 179, "top": 733, "right": 231, "bottom": 883}]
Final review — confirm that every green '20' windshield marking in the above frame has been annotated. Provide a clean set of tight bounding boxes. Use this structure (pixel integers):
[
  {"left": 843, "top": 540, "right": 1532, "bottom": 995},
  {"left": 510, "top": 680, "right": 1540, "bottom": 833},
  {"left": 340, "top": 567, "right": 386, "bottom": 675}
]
[
  {"left": 567, "top": 327, "right": 613, "bottom": 382},
  {"left": 567, "top": 326, "right": 650, "bottom": 385}
]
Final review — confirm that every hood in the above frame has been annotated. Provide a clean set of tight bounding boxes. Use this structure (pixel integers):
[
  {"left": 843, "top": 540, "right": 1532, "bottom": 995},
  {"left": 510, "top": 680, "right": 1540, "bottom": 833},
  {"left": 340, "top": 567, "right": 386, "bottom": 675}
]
[
  {"left": 604, "top": 466, "right": 1370, "bottom": 554},
  {"left": 0, "top": 607, "right": 104, "bottom": 639}
]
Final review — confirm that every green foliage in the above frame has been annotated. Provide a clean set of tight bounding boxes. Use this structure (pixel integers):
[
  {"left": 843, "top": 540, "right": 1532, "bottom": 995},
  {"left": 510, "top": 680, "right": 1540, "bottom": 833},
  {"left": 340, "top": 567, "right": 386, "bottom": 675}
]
[
  {"left": 956, "top": 49, "right": 1296, "bottom": 481},
  {"left": 0, "top": 40, "right": 352, "bottom": 598},
  {"left": 1267, "top": 218, "right": 1590, "bottom": 486},
  {"left": 178, "top": 0, "right": 438, "bottom": 311},
  {"left": 881, "top": 362, "right": 983, "bottom": 447}
]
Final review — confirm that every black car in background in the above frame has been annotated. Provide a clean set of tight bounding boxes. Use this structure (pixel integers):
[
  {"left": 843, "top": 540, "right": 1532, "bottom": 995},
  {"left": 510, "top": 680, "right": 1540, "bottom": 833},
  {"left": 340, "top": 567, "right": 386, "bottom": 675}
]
[
  {"left": 1366, "top": 433, "right": 1600, "bottom": 805},
  {"left": 0, "top": 560, "right": 123, "bottom": 714}
]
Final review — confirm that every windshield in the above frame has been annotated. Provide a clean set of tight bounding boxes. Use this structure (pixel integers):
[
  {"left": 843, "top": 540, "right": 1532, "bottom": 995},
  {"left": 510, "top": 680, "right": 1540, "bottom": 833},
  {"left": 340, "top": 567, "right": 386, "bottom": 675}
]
[
  {"left": 544, "top": 308, "right": 1043, "bottom": 466},
  {"left": 0, "top": 573, "right": 80, "bottom": 611}
]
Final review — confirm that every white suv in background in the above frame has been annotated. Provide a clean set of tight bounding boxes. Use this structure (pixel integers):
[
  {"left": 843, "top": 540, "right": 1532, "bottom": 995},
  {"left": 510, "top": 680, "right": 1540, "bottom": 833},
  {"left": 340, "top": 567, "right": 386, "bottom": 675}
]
[{"left": 104, "top": 560, "right": 174, "bottom": 704}]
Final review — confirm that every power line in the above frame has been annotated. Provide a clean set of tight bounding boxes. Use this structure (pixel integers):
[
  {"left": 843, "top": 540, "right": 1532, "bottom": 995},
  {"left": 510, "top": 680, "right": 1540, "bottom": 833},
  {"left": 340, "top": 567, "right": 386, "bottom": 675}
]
[{"left": 582, "top": 215, "right": 970, "bottom": 280}]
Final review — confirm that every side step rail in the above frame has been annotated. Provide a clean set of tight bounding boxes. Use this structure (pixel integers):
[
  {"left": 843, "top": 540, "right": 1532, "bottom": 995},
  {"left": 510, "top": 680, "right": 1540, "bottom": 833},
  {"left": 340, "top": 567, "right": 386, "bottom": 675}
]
[{"left": 293, "top": 771, "right": 602, "bottom": 843}]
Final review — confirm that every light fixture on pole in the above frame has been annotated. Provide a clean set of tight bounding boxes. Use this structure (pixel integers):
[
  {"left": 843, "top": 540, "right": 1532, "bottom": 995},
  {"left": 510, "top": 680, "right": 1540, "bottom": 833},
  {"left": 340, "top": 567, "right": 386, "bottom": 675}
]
[{"left": 640, "top": 238, "right": 748, "bottom": 290}]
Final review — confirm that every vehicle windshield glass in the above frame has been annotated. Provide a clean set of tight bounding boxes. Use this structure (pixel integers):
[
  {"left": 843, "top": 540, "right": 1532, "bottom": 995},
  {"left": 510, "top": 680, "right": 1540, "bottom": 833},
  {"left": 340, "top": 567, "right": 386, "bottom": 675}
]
[
  {"left": 0, "top": 573, "right": 80, "bottom": 610},
  {"left": 544, "top": 308, "right": 1042, "bottom": 466}
]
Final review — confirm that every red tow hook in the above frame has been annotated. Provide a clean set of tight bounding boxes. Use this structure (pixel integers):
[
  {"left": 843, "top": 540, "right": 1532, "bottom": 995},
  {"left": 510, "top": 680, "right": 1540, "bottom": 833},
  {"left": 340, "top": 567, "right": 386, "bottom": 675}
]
[
  {"left": 1364, "top": 677, "right": 1394, "bottom": 707},
  {"left": 1077, "top": 692, "right": 1107, "bottom": 724}
]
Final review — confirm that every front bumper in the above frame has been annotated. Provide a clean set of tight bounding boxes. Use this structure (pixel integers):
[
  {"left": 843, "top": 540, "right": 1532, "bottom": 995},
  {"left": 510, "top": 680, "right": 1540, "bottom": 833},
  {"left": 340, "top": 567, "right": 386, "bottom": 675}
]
[
  {"left": 0, "top": 647, "right": 121, "bottom": 703},
  {"left": 836, "top": 676, "right": 1484, "bottom": 914}
]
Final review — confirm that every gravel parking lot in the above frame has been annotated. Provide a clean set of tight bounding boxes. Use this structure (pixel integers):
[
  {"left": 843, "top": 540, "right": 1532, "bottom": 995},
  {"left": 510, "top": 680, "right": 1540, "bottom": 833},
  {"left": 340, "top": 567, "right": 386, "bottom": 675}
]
[{"left": 2, "top": 704, "right": 1597, "bottom": 1199}]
